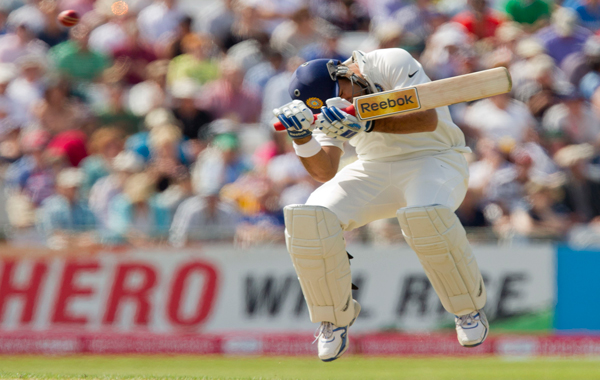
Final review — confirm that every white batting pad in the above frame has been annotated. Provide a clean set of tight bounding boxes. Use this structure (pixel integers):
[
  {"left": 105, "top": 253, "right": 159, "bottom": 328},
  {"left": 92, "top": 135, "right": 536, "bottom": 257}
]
[
  {"left": 397, "top": 204, "right": 486, "bottom": 316},
  {"left": 284, "top": 205, "right": 356, "bottom": 326}
]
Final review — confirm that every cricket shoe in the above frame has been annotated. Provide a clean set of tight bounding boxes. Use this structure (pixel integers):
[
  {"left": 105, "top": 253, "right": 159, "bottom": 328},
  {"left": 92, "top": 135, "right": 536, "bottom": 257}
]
[
  {"left": 315, "top": 300, "right": 361, "bottom": 362},
  {"left": 455, "top": 309, "right": 489, "bottom": 347}
]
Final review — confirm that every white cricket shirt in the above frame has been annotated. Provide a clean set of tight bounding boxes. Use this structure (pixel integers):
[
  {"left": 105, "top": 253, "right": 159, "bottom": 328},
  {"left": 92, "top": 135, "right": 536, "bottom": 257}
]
[{"left": 313, "top": 49, "right": 470, "bottom": 161}]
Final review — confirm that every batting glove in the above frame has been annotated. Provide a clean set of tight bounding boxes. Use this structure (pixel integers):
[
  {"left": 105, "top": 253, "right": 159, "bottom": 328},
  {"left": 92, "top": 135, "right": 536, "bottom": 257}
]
[
  {"left": 273, "top": 100, "right": 314, "bottom": 140},
  {"left": 316, "top": 98, "right": 373, "bottom": 141}
]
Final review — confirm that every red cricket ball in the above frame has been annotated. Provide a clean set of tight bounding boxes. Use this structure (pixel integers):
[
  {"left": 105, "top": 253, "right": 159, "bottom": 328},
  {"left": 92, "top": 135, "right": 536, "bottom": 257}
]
[{"left": 58, "top": 10, "right": 80, "bottom": 28}]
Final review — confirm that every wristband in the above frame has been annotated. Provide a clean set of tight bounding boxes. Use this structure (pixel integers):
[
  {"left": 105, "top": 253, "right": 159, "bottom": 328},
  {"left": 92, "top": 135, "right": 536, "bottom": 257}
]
[{"left": 293, "top": 137, "right": 322, "bottom": 158}]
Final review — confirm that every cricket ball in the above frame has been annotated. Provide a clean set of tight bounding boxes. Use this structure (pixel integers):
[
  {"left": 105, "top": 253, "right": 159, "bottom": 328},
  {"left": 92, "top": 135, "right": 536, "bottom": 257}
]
[{"left": 58, "top": 10, "right": 79, "bottom": 28}]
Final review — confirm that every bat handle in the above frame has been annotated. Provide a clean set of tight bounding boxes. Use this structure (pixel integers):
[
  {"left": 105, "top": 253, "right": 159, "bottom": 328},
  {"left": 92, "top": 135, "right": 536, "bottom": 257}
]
[{"left": 273, "top": 105, "right": 356, "bottom": 131}]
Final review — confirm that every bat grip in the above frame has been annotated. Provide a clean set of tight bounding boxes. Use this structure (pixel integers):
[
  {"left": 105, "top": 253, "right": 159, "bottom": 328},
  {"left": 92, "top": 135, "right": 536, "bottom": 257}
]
[{"left": 273, "top": 105, "right": 356, "bottom": 131}]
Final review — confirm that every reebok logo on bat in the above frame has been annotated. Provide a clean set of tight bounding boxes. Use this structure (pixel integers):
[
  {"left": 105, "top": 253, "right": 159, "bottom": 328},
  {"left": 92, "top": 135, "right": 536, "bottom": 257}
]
[
  {"left": 408, "top": 70, "right": 419, "bottom": 78},
  {"left": 354, "top": 87, "right": 421, "bottom": 120},
  {"left": 359, "top": 95, "right": 415, "bottom": 113}
]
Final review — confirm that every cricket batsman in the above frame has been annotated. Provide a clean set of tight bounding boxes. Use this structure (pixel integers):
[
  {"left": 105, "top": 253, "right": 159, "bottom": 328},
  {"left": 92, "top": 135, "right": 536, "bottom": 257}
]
[{"left": 272, "top": 48, "right": 488, "bottom": 362}]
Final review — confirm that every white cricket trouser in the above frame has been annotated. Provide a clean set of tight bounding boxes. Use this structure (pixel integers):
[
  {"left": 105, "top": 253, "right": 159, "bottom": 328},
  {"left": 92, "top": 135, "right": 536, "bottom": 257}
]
[{"left": 305, "top": 150, "right": 469, "bottom": 231}]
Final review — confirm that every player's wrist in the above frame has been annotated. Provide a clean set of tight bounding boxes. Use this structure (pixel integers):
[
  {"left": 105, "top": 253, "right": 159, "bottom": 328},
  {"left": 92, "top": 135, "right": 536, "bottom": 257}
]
[
  {"left": 293, "top": 136, "right": 313, "bottom": 144},
  {"left": 293, "top": 136, "right": 321, "bottom": 157}
]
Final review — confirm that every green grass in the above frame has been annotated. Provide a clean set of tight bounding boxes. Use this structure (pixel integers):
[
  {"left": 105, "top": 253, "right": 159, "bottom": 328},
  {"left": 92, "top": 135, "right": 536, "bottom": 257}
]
[{"left": 0, "top": 355, "right": 599, "bottom": 380}]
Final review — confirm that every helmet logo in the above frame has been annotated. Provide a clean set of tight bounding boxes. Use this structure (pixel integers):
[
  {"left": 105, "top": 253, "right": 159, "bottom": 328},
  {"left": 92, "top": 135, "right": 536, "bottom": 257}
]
[{"left": 306, "top": 97, "right": 324, "bottom": 109}]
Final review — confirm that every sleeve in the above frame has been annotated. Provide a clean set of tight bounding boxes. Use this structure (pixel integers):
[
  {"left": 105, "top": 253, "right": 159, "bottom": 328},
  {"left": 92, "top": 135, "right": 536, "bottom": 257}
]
[
  {"left": 366, "top": 48, "right": 430, "bottom": 90},
  {"left": 312, "top": 128, "right": 345, "bottom": 153}
]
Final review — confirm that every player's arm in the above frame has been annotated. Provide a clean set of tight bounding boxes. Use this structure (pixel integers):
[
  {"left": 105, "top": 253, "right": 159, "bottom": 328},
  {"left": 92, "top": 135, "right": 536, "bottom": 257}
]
[
  {"left": 273, "top": 100, "right": 342, "bottom": 183},
  {"left": 370, "top": 108, "right": 438, "bottom": 134},
  {"left": 294, "top": 136, "right": 342, "bottom": 182}
]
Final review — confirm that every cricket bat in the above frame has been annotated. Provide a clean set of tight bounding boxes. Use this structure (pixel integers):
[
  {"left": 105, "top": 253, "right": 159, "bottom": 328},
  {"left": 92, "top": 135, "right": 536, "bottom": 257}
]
[{"left": 273, "top": 67, "right": 512, "bottom": 131}]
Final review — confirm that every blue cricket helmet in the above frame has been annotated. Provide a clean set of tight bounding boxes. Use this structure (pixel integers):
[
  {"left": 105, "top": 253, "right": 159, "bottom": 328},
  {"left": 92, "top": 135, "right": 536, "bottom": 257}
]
[{"left": 289, "top": 59, "right": 341, "bottom": 114}]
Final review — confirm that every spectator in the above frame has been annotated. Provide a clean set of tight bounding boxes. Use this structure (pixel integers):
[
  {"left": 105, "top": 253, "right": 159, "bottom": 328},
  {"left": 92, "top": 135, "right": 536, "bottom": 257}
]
[
  {"left": 105, "top": 172, "right": 171, "bottom": 246},
  {"left": 574, "top": 0, "right": 600, "bottom": 31},
  {"left": 372, "top": 22, "right": 403, "bottom": 51},
  {"left": 169, "top": 192, "right": 240, "bottom": 247},
  {"left": 259, "top": 55, "right": 303, "bottom": 126},
  {"left": 515, "top": 54, "right": 572, "bottom": 119},
  {"left": 128, "top": 59, "right": 169, "bottom": 116},
  {"left": 244, "top": 48, "right": 286, "bottom": 95},
  {"left": 125, "top": 108, "right": 181, "bottom": 161},
  {"left": 198, "top": 59, "right": 262, "bottom": 123},
  {"left": 483, "top": 22, "right": 524, "bottom": 70},
  {"left": 36, "top": 0, "right": 69, "bottom": 47},
  {"left": 93, "top": 81, "right": 143, "bottom": 135},
  {"left": 221, "top": 2, "right": 266, "bottom": 51},
  {"left": 536, "top": 7, "right": 591, "bottom": 66},
  {"left": 163, "top": 15, "right": 193, "bottom": 58},
  {"left": 554, "top": 143, "right": 600, "bottom": 222},
  {"left": 5, "top": 129, "right": 56, "bottom": 207},
  {"left": 192, "top": 132, "right": 251, "bottom": 197},
  {"left": 0, "top": 9, "right": 7, "bottom": 36},
  {"left": 452, "top": 0, "right": 504, "bottom": 40},
  {"left": 49, "top": 24, "right": 111, "bottom": 82},
  {"left": 5, "top": 55, "right": 46, "bottom": 122},
  {"left": 483, "top": 149, "right": 535, "bottom": 237},
  {"left": 137, "top": 0, "right": 185, "bottom": 45},
  {"left": 0, "top": 118, "right": 21, "bottom": 163},
  {"left": 509, "top": 37, "right": 546, "bottom": 92},
  {"left": 300, "top": 28, "right": 347, "bottom": 62},
  {"left": 541, "top": 90, "right": 600, "bottom": 154},
  {"left": 167, "top": 33, "right": 220, "bottom": 85},
  {"left": 270, "top": 7, "right": 334, "bottom": 56},
  {"left": 87, "top": 0, "right": 129, "bottom": 56},
  {"left": 89, "top": 150, "right": 145, "bottom": 229},
  {"left": 46, "top": 129, "right": 89, "bottom": 167},
  {"left": 203, "top": 0, "right": 235, "bottom": 50},
  {"left": 221, "top": 173, "right": 284, "bottom": 248},
  {"left": 579, "top": 35, "right": 600, "bottom": 98},
  {"left": 6, "top": 0, "right": 47, "bottom": 35},
  {"left": 37, "top": 167, "right": 97, "bottom": 249},
  {"left": 31, "top": 79, "right": 85, "bottom": 135},
  {"left": 79, "top": 127, "right": 124, "bottom": 197},
  {"left": 420, "top": 22, "right": 475, "bottom": 80},
  {"left": 312, "top": 0, "right": 370, "bottom": 32},
  {"left": 170, "top": 78, "right": 213, "bottom": 141},
  {"left": 463, "top": 93, "right": 536, "bottom": 144},
  {"left": 0, "top": 63, "right": 25, "bottom": 124},
  {"left": 147, "top": 123, "right": 189, "bottom": 187},
  {"left": 505, "top": 0, "right": 551, "bottom": 28},
  {"left": 510, "top": 179, "right": 571, "bottom": 241},
  {"left": 0, "top": 23, "right": 47, "bottom": 63},
  {"left": 111, "top": 21, "right": 158, "bottom": 85}
]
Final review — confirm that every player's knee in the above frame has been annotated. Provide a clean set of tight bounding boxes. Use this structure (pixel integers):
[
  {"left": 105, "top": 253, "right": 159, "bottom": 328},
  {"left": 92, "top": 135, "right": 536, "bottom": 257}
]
[
  {"left": 283, "top": 204, "right": 342, "bottom": 236},
  {"left": 396, "top": 204, "right": 459, "bottom": 237}
]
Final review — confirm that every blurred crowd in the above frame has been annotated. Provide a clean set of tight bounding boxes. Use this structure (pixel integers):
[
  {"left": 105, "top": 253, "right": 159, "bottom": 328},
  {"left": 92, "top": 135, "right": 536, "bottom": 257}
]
[{"left": 0, "top": 0, "right": 600, "bottom": 250}]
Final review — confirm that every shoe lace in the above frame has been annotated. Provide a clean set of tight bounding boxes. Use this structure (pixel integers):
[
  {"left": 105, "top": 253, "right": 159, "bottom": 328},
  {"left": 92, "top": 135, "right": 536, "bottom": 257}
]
[
  {"left": 313, "top": 322, "right": 334, "bottom": 343},
  {"left": 456, "top": 311, "right": 479, "bottom": 328}
]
